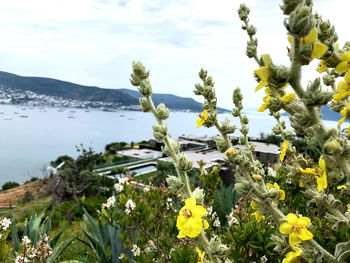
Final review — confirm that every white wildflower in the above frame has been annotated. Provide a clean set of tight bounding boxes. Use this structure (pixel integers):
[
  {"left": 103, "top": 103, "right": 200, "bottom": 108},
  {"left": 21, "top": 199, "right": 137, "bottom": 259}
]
[
  {"left": 144, "top": 240, "right": 156, "bottom": 254},
  {"left": 114, "top": 183, "right": 124, "bottom": 193},
  {"left": 131, "top": 244, "right": 141, "bottom": 256},
  {"left": 125, "top": 199, "right": 136, "bottom": 214},
  {"left": 213, "top": 217, "right": 221, "bottom": 228},
  {"left": 22, "top": 236, "right": 31, "bottom": 245},
  {"left": 267, "top": 167, "right": 276, "bottom": 178},
  {"left": 211, "top": 211, "right": 217, "bottom": 221},
  {"left": 1, "top": 217, "right": 11, "bottom": 231},
  {"left": 166, "top": 198, "right": 173, "bottom": 210},
  {"left": 206, "top": 206, "right": 213, "bottom": 216},
  {"left": 227, "top": 211, "right": 238, "bottom": 227},
  {"left": 261, "top": 255, "right": 268, "bottom": 263},
  {"left": 119, "top": 177, "right": 129, "bottom": 185},
  {"left": 286, "top": 178, "right": 292, "bottom": 185},
  {"left": 102, "top": 195, "right": 116, "bottom": 209}
]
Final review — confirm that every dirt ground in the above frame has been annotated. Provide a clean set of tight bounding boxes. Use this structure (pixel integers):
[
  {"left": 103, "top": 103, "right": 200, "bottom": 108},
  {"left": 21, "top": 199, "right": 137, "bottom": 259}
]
[{"left": 0, "top": 180, "right": 48, "bottom": 207}]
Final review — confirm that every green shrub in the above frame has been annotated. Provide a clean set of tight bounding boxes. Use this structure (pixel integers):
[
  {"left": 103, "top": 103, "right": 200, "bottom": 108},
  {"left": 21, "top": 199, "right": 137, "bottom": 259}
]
[{"left": 2, "top": 181, "right": 19, "bottom": 191}]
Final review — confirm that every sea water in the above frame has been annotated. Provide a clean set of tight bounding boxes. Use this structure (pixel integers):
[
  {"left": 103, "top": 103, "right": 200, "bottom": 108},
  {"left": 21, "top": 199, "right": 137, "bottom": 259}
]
[{"left": 0, "top": 104, "right": 340, "bottom": 186}]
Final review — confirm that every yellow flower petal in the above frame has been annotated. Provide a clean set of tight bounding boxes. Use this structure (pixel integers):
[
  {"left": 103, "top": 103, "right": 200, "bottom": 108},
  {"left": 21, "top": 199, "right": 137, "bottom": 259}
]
[
  {"left": 298, "top": 228, "right": 314, "bottom": 241},
  {"left": 204, "top": 219, "right": 209, "bottom": 229},
  {"left": 299, "top": 167, "right": 317, "bottom": 175},
  {"left": 286, "top": 213, "right": 298, "bottom": 225},
  {"left": 280, "top": 140, "right": 288, "bottom": 162},
  {"left": 257, "top": 102, "right": 269, "bottom": 112},
  {"left": 182, "top": 217, "right": 203, "bottom": 238},
  {"left": 337, "top": 185, "right": 347, "bottom": 190},
  {"left": 255, "top": 66, "right": 271, "bottom": 82},
  {"left": 251, "top": 200, "right": 258, "bottom": 210},
  {"left": 318, "top": 60, "right": 328, "bottom": 73},
  {"left": 297, "top": 217, "right": 311, "bottom": 227},
  {"left": 336, "top": 61, "right": 349, "bottom": 73},
  {"left": 191, "top": 205, "right": 207, "bottom": 218},
  {"left": 279, "top": 189, "right": 286, "bottom": 201},
  {"left": 177, "top": 230, "right": 186, "bottom": 238},
  {"left": 318, "top": 156, "right": 326, "bottom": 171},
  {"left": 288, "top": 35, "right": 293, "bottom": 45},
  {"left": 311, "top": 42, "right": 328, "bottom": 59},
  {"left": 304, "top": 28, "right": 317, "bottom": 44},
  {"left": 197, "top": 118, "right": 205, "bottom": 128},
  {"left": 341, "top": 51, "right": 350, "bottom": 61},
  {"left": 262, "top": 54, "right": 272, "bottom": 66},
  {"left": 185, "top": 197, "right": 197, "bottom": 207},
  {"left": 279, "top": 222, "right": 293, "bottom": 234},
  {"left": 289, "top": 232, "right": 302, "bottom": 246},
  {"left": 255, "top": 80, "right": 268, "bottom": 92}
]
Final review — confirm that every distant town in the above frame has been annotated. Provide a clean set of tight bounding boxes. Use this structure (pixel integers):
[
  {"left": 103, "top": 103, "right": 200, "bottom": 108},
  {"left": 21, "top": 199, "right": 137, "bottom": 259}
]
[{"left": 0, "top": 85, "right": 140, "bottom": 111}]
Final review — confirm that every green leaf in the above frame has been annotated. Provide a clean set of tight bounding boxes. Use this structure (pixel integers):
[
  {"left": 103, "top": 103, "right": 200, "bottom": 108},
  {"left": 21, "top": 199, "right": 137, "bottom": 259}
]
[
  {"left": 11, "top": 209, "right": 20, "bottom": 252},
  {"left": 335, "top": 241, "right": 350, "bottom": 263}
]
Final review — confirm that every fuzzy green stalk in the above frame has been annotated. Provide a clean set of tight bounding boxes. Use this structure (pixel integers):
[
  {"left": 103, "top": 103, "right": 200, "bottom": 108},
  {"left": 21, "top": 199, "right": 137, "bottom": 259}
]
[
  {"left": 289, "top": 36, "right": 306, "bottom": 99},
  {"left": 145, "top": 95, "right": 192, "bottom": 197}
]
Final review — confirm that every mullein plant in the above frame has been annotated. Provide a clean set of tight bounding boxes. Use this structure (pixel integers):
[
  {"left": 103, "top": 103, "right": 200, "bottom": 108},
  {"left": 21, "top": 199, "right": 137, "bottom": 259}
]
[{"left": 121, "top": 0, "right": 350, "bottom": 262}]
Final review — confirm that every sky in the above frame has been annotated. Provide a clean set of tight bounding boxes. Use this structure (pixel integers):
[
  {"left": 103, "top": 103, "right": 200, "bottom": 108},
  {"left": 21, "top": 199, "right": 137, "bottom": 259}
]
[{"left": 0, "top": 0, "right": 347, "bottom": 109}]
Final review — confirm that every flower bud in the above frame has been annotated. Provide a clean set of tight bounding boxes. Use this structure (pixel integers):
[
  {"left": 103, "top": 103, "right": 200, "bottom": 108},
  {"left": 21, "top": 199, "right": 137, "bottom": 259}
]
[
  {"left": 238, "top": 4, "right": 250, "bottom": 21},
  {"left": 322, "top": 74, "right": 335, "bottom": 87},
  {"left": 214, "top": 136, "right": 230, "bottom": 153},
  {"left": 324, "top": 139, "right": 342, "bottom": 155},
  {"left": 156, "top": 103, "right": 170, "bottom": 120},
  {"left": 252, "top": 174, "right": 263, "bottom": 182},
  {"left": 139, "top": 97, "right": 151, "bottom": 112},
  {"left": 221, "top": 118, "right": 237, "bottom": 135},
  {"left": 192, "top": 188, "right": 205, "bottom": 204},
  {"left": 225, "top": 147, "right": 236, "bottom": 157},
  {"left": 327, "top": 169, "right": 345, "bottom": 185},
  {"left": 282, "top": 130, "right": 293, "bottom": 140},
  {"left": 247, "top": 25, "right": 257, "bottom": 36},
  {"left": 267, "top": 187, "right": 280, "bottom": 199},
  {"left": 130, "top": 61, "right": 150, "bottom": 86},
  {"left": 162, "top": 139, "right": 180, "bottom": 156},
  {"left": 166, "top": 175, "right": 183, "bottom": 194},
  {"left": 152, "top": 125, "right": 167, "bottom": 141},
  {"left": 284, "top": 4, "right": 314, "bottom": 37},
  {"left": 138, "top": 80, "right": 152, "bottom": 96},
  {"left": 177, "top": 152, "right": 193, "bottom": 172},
  {"left": 199, "top": 69, "right": 207, "bottom": 81}
]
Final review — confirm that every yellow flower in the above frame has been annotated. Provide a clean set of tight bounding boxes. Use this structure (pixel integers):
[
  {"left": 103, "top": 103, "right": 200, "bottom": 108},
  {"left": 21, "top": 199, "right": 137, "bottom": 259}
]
[
  {"left": 282, "top": 247, "right": 303, "bottom": 263},
  {"left": 338, "top": 101, "right": 350, "bottom": 123},
  {"left": 257, "top": 88, "right": 271, "bottom": 112},
  {"left": 176, "top": 197, "right": 209, "bottom": 238},
  {"left": 196, "top": 247, "right": 205, "bottom": 263},
  {"left": 336, "top": 51, "right": 350, "bottom": 73},
  {"left": 254, "top": 54, "right": 272, "bottom": 92},
  {"left": 303, "top": 28, "right": 328, "bottom": 61},
  {"left": 299, "top": 156, "right": 327, "bottom": 192},
  {"left": 280, "top": 140, "right": 288, "bottom": 162},
  {"left": 299, "top": 167, "right": 317, "bottom": 175},
  {"left": 251, "top": 201, "right": 265, "bottom": 223},
  {"left": 333, "top": 73, "right": 350, "bottom": 101},
  {"left": 319, "top": 44, "right": 339, "bottom": 73},
  {"left": 318, "top": 59, "right": 328, "bottom": 73},
  {"left": 299, "top": 180, "right": 305, "bottom": 188},
  {"left": 266, "top": 182, "right": 285, "bottom": 200},
  {"left": 337, "top": 185, "right": 347, "bottom": 190},
  {"left": 279, "top": 213, "right": 314, "bottom": 246},
  {"left": 196, "top": 110, "right": 208, "bottom": 128},
  {"left": 280, "top": 92, "right": 296, "bottom": 104},
  {"left": 225, "top": 147, "right": 236, "bottom": 157}
]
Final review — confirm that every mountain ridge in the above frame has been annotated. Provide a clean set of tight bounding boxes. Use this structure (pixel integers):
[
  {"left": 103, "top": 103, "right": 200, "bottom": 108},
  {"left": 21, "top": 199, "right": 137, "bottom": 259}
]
[{"left": 0, "top": 71, "right": 229, "bottom": 112}]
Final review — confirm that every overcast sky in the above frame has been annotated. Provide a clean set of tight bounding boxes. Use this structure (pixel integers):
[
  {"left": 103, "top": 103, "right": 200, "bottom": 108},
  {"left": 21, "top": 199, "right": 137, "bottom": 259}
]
[{"left": 0, "top": 0, "right": 347, "bottom": 109}]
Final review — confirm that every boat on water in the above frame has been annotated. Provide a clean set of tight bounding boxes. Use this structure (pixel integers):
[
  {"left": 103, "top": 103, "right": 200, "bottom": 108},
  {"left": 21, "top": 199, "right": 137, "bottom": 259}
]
[
  {"left": 128, "top": 118, "right": 135, "bottom": 120},
  {"left": 20, "top": 115, "right": 28, "bottom": 118},
  {"left": 120, "top": 114, "right": 126, "bottom": 117},
  {"left": 85, "top": 110, "right": 90, "bottom": 112},
  {"left": 69, "top": 110, "right": 76, "bottom": 113},
  {"left": 0, "top": 112, "right": 4, "bottom": 114},
  {"left": 14, "top": 112, "right": 19, "bottom": 114},
  {"left": 68, "top": 116, "right": 76, "bottom": 119},
  {"left": 3, "top": 117, "right": 12, "bottom": 120}
]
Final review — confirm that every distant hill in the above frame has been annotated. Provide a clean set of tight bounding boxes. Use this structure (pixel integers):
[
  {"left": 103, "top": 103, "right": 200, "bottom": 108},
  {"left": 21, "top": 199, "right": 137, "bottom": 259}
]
[
  {"left": 0, "top": 71, "right": 229, "bottom": 112},
  {"left": 281, "top": 105, "right": 341, "bottom": 121},
  {"left": 0, "top": 71, "right": 138, "bottom": 105},
  {"left": 119, "top": 88, "right": 229, "bottom": 113}
]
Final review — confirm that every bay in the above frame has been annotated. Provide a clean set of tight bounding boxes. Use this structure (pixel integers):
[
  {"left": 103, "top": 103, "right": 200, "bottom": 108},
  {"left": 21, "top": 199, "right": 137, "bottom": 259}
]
[{"left": 0, "top": 104, "right": 340, "bottom": 186}]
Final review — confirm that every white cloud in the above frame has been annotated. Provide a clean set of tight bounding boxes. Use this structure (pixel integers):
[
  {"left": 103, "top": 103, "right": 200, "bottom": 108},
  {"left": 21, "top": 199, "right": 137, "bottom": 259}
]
[{"left": 0, "top": 0, "right": 346, "bottom": 109}]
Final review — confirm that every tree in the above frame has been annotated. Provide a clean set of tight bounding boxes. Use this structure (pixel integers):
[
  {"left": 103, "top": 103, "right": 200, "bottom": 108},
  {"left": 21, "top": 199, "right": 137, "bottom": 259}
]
[{"left": 51, "top": 145, "right": 99, "bottom": 224}]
